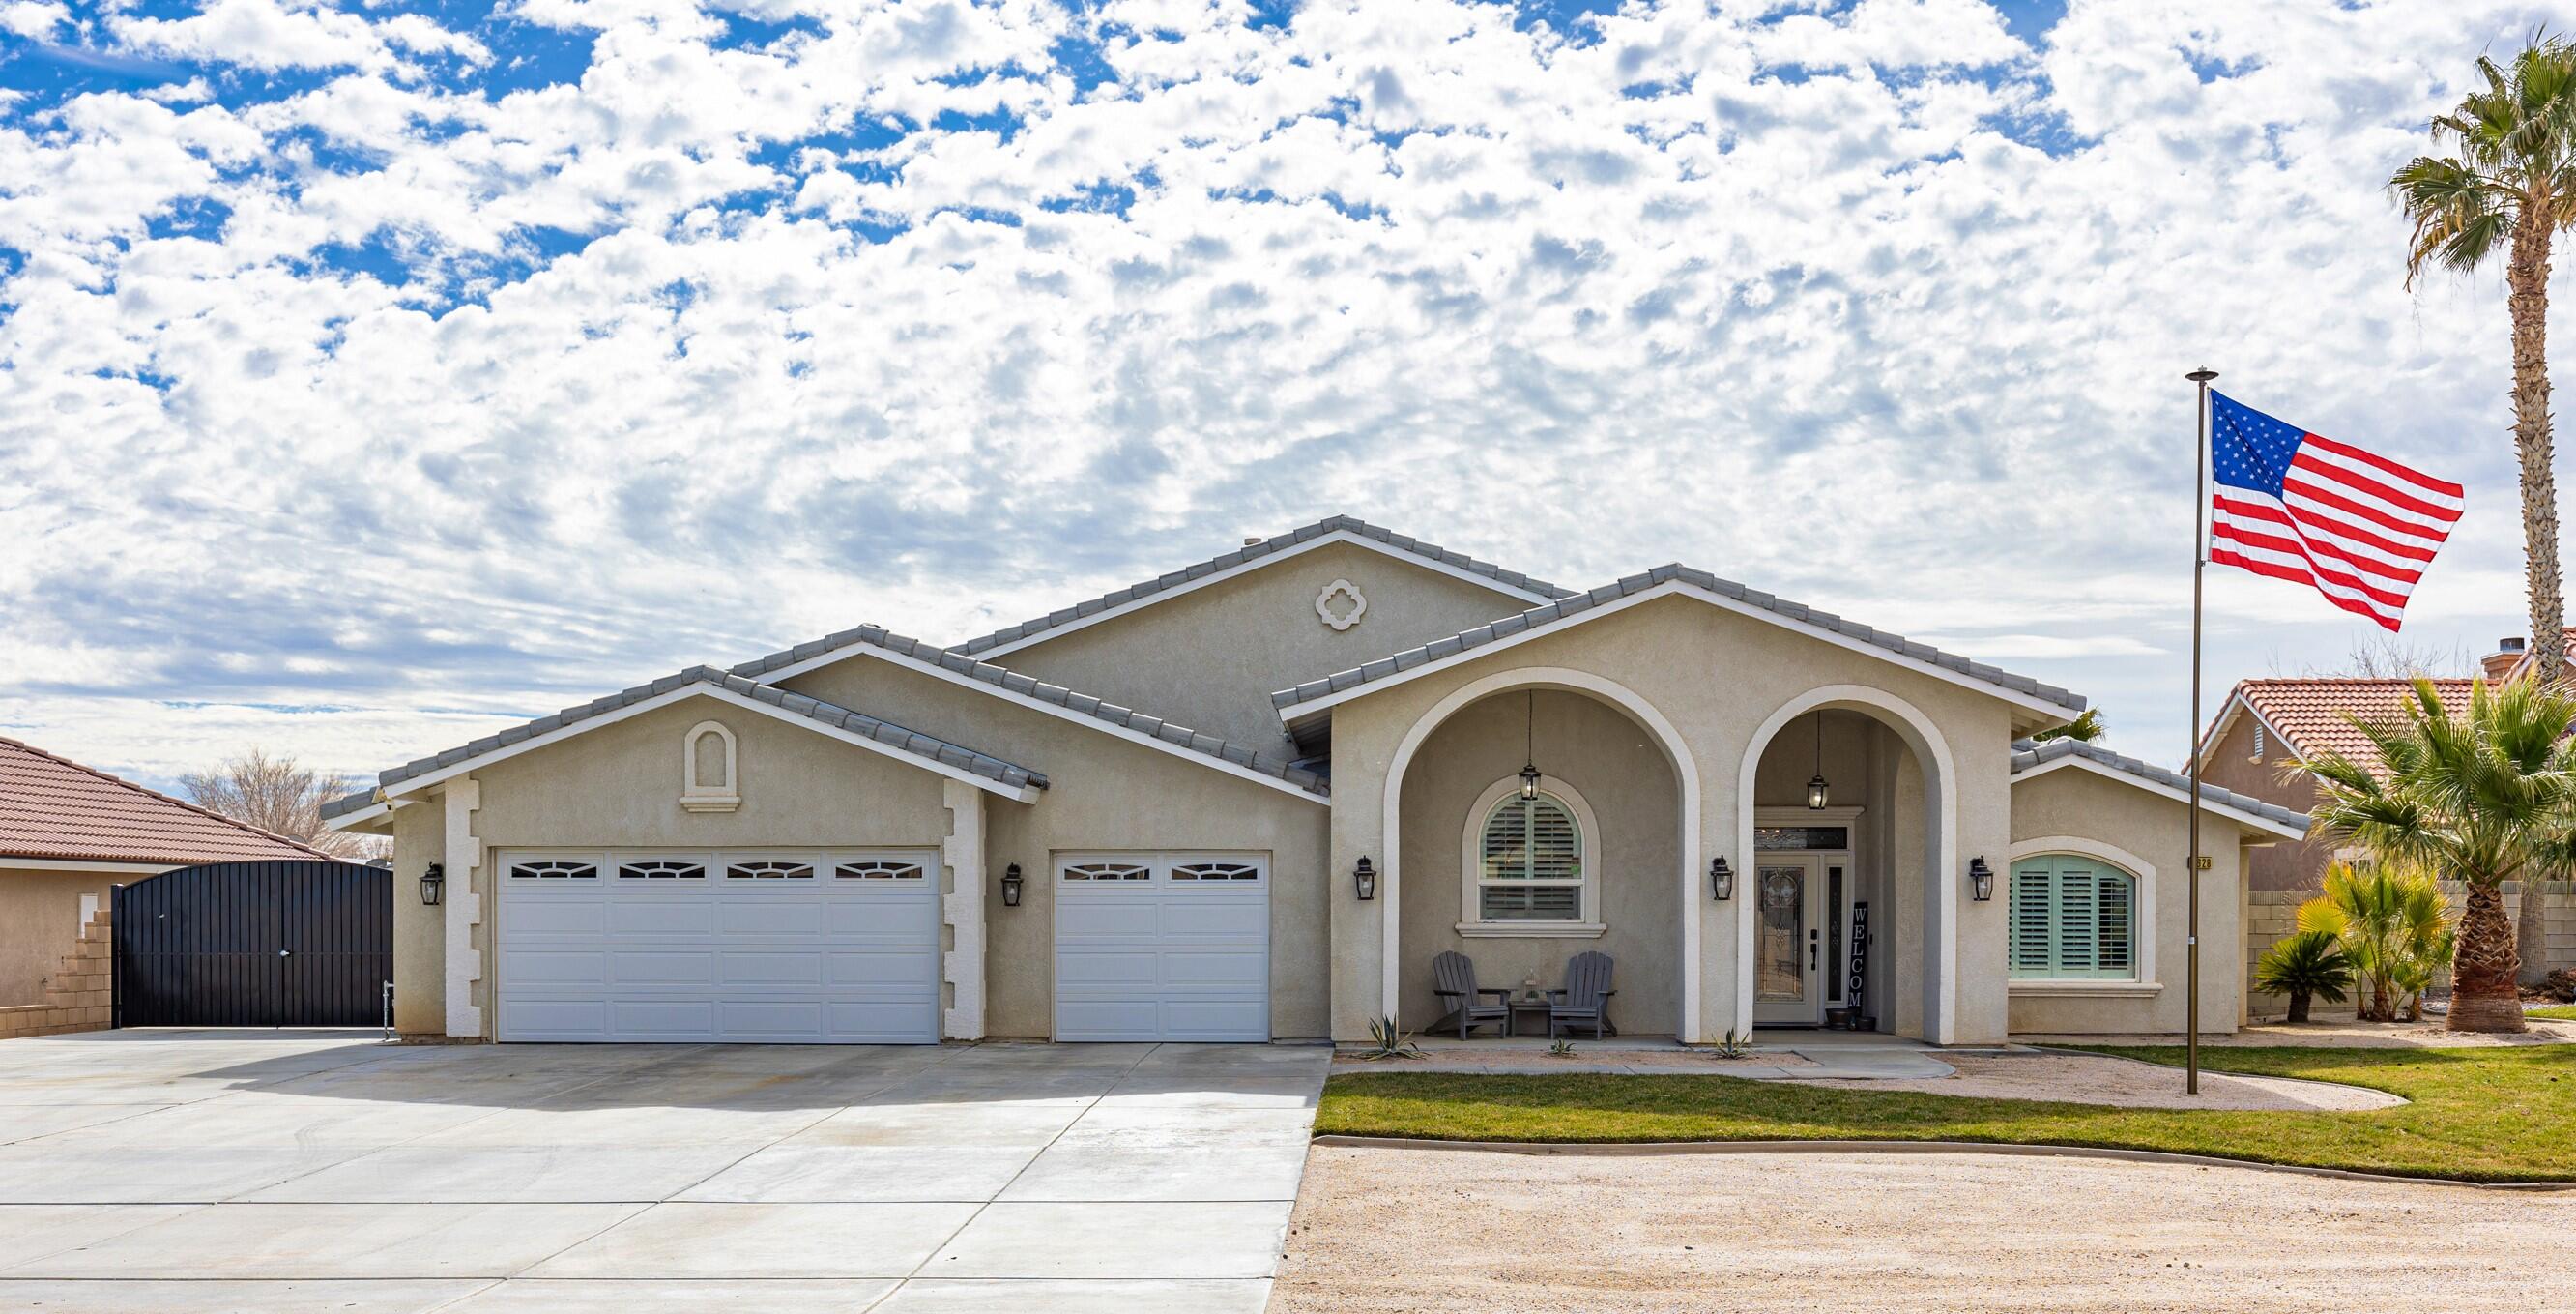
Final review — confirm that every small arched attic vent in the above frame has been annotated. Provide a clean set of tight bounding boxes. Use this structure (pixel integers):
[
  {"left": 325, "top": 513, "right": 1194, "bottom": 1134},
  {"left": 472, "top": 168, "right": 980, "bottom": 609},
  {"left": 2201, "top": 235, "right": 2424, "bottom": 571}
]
[{"left": 681, "top": 719, "right": 740, "bottom": 812}]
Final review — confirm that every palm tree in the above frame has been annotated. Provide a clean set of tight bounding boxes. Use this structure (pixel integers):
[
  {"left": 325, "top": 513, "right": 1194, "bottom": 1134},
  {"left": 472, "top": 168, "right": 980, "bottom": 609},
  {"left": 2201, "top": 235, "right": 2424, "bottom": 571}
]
[
  {"left": 2303, "top": 677, "right": 2576, "bottom": 1032},
  {"left": 2253, "top": 929, "right": 2354, "bottom": 1025},
  {"left": 2296, "top": 861, "right": 2455, "bottom": 1022},
  {"left": 2029, "top": 708, "right": 2104, "bottom": 743},
  {"left": 2389, "top": 34, "right": 2576, "bottom": 686}
]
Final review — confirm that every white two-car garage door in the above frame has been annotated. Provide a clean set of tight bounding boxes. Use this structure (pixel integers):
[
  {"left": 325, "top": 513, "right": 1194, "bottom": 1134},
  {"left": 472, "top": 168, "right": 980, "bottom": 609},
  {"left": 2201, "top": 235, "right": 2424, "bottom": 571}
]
[
  {"left": 1053, "top": 853, "right": 1269, "bottom": 1042},
  {"left": 497, "top": 848, "right": 941, "bottom": 1043}
]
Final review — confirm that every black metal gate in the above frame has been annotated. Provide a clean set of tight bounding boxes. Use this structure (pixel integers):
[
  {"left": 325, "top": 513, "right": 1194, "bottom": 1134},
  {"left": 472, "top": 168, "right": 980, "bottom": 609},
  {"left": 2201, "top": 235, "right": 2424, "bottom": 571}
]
[{"left": 113, "top": 860, "right": 392, "bottom": 1028}]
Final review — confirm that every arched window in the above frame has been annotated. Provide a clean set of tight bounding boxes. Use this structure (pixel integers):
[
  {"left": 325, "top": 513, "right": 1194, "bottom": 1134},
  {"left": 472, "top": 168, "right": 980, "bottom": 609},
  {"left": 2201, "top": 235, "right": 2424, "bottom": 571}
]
[
  {"left": 1454, "top": 770, "right": 1604, "bottom": 932},
  {"left": 680, "top": 719, "right": 739, "bottom": 812},
  {"left": 2009, "top": 854, "right": 2137, "bottom": 979}
]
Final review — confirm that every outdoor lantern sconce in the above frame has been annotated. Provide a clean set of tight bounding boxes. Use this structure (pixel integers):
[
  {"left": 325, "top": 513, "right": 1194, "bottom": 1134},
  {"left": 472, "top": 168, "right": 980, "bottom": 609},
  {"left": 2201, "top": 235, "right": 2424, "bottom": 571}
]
[
  {"left": 1806, "top": 711, "right": 1831, "bottom": 809},
  {"left": 1710, "top": 855, "right": 1734, "bottom": 901},
  {"left": 1968, "top": 857, "right": 1995, "bottom": 902},
  {"left": 1353, "top": 856, "right": 1378, "bottom": 901},
  {"left": 1000, "top": 863, "right": 1024, "bottom": 908},
  {"left": 419, "top": 862, "right": 445, "bottom": 907}
]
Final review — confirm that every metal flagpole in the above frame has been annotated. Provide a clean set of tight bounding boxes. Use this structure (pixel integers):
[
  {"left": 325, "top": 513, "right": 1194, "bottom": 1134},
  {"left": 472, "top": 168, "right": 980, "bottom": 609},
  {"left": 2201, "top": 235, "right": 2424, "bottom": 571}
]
[{"left": 2185, "top": 366, "right": 2217, "bottom": 1096}]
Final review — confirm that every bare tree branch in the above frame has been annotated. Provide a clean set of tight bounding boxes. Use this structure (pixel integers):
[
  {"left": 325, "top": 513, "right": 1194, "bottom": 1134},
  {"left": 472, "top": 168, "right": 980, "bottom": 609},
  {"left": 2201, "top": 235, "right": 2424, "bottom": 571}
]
[{"left": 181, "top": 748, "right": 386, "bottom": 861}]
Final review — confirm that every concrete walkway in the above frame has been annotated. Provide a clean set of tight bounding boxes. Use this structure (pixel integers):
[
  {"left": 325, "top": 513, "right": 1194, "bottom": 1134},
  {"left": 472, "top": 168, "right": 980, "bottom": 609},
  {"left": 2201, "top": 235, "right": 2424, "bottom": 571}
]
[
  {"left": 1344, "top": 1034, "right": 1958, "bottom": 1078},
  {"left": 0, "top": 1029, "right": 1329, "bottom": 1312}
]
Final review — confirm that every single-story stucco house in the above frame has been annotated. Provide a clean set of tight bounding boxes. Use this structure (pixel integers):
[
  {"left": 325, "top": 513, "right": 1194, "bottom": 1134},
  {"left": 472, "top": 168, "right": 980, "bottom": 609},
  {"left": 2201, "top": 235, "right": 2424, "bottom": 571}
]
[{"left": 323, "top": 516, "right": 2307, "bottom": 1047}]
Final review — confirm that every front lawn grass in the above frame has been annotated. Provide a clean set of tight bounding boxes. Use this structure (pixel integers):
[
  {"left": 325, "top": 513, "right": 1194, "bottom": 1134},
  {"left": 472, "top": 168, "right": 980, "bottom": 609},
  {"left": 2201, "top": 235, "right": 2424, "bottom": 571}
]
[
  {"left": 2529, "top": 1005, "right": 2576, "bottom": 1021},
  {"left": 1317, "top": 1045, "right": 2576, "bottom": 1182}
]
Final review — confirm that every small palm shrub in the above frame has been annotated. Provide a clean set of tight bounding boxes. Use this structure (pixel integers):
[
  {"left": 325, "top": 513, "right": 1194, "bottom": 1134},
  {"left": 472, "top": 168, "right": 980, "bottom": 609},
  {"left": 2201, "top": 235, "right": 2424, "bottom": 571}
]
[
  {"left": 2297, "top": 862, "right": 2455, "bottom": 1022},
  {"left": 2254, "top": 929, "right": 2354, "bottom": 1024}
]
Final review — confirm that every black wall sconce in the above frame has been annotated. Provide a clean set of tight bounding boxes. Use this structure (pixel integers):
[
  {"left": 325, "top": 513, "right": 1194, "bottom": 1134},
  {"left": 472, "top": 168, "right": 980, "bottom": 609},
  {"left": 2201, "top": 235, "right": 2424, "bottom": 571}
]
[
  {"left": 1709, "top": 855, "right": 1734, "bottom": 901},
  {"left": 1353, "top": 855, "right": 1377, "bottom": 901},
  {"left": 999, "top": 863, "right": 1024, "bottom": 908},
  {"left": 1968, "top": 857, "right": 1995, "bottom": 902},
  {"left": 419, "top": 862, "right": 445, "bottom": 907}
]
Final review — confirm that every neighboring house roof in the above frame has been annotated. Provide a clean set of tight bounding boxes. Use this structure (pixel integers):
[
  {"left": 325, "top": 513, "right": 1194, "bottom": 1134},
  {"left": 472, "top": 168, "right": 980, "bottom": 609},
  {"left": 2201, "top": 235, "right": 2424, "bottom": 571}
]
[
  {"left": 2009, "top": 737, "right": 2310, "bottom": 840},
  {"left": 734, "top": 626, "right": 1330, "bottom": 800},
  {"left": 321, "top": 668, "right": 1049, "bottom": 826},
  {"left": 2500, "top": 628, "right": 2576, "bottom": 682},
  {"left": 946, "top": 514, "right": 1575, "bottom": 660},
  {"left": 2193, "top": 678, "right": 2477, "bottom": 774},
  {"left": 0, "top": 736, "right": 328, "bottom": 866},
  {"left": 1269, "top": 564, "right": 2088, "bottom": 722}
]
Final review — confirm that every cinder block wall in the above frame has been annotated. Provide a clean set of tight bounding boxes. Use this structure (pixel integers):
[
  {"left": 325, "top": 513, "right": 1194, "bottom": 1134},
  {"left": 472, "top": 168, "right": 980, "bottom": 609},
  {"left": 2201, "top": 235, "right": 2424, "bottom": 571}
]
[
  {"left": 0, "top": 906, "right": 113, "bottom": 1039},
  {"left": 2242, "top": 881, "right": 2568, "bottom": 1022}
]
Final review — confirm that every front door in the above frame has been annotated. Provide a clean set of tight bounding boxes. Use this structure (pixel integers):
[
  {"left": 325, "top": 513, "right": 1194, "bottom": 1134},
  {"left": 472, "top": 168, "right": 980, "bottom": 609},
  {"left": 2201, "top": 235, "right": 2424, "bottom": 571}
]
[{"left": 1751, "top": 855, "right": 1825, "bottom": 1026}]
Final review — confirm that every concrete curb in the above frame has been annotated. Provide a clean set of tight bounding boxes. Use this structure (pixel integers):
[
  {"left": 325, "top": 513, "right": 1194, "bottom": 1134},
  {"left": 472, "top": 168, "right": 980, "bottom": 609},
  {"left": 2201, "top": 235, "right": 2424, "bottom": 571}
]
[{"left": 1308, "top": 1135, "right": 2576, "bottom": 1191}]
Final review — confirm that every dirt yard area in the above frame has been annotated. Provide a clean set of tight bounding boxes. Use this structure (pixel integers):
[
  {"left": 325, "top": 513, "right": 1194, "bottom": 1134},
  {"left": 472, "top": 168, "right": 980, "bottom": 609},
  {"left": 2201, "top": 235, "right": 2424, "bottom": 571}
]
[{"left": 1271, "top": 1144, "right": 2574, "bottom": 1313}]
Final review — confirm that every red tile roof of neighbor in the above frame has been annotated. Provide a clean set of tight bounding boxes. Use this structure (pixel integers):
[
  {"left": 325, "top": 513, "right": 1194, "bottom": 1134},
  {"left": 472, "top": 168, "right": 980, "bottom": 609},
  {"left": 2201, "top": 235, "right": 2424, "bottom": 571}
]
[
  {"left": 0, "top": 736, "right": 327, "bottom": 866},
  {"left": 2216, "top": 679, "right": 2480, "bottom": 772}
]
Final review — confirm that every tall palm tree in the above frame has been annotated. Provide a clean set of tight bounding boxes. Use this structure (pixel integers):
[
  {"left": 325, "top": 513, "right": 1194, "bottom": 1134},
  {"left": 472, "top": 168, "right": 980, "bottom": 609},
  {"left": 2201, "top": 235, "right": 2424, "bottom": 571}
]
[
  {"left": 2304, "top": 677, "right": 2576, "bottom": 1031},
  {"left": 2390, "top": 35, "right": 2576, "bottom": 686}
]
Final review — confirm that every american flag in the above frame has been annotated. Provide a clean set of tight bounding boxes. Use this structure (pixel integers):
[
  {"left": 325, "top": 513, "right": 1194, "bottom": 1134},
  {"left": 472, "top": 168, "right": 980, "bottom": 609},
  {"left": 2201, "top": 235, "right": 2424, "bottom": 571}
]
[{"left": 2207, "top": 392, "right": 2463, "bottom": 631}]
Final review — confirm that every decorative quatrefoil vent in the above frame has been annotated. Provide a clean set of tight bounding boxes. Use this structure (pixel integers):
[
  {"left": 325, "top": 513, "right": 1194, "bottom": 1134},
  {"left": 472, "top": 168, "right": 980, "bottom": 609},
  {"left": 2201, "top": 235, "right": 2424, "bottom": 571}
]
[{"left": 1316, "top": 578, "right": 1369, "bottom": 630}]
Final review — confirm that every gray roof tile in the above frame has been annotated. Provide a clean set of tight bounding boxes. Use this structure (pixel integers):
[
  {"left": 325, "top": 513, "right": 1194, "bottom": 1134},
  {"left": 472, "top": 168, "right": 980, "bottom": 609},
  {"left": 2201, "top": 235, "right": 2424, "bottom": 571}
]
[
  {"left": 732, "top": 627, "right": 1332, "bottom": 798},
  {"left": 946, "top": 514, "right": 1574, "bottom": 658},
  {"left": 322, "top": 667, "right": 1047, "bottom": 820},
  {"left": 1269, "top": 564, "right": 2089, "bottom": 714},
  {"left": 2009, "top": 737, "right": 2310, "bottom": 832}
]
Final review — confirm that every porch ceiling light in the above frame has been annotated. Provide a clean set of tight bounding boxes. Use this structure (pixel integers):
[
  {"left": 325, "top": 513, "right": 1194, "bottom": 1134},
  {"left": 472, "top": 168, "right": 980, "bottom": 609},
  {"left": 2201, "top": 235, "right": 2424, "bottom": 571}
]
[
  {"left": 1000, "top": 863, "right": 1025, "bottom": 908},
  {"left": 1710, "top": 855, "right": 1734, "bottom": 901},
  {"left": 1969, "top": 857, "right": 1995, "bottom": 902},
  {"left": 419, "top": 862, "right": 445, "bottom": 907},
  {"left": 1807, "top": 711, "right": 1830, "bottom": 810},
  {"left": 1519, "top": 690, "right": 1543, "bottom": 802},
  {"left": 1353, "top": 855, "right": 1378, "bottom": 901}
]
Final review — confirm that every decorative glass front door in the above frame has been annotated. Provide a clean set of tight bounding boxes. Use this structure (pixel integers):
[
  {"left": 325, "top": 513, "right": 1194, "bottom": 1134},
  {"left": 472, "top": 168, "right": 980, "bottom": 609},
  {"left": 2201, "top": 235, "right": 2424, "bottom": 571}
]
[{"left": 1752, "top": 855, "right": 1824, "bottom": 1025}]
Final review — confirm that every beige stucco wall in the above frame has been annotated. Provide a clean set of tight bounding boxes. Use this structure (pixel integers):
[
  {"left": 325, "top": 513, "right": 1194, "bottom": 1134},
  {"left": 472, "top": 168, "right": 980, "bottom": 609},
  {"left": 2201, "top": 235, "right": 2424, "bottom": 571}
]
[
  {"left": 2005, "top": 766, "right": 2256, "bottom": 1036},
  {"left": 0, "top": 868, "right": 125, "bottom": 1004},
  {"left": 390, "top": 797, "right": 447, "bottom": 1036},
  {"left": 781, "top": 657, "right": 1333, "bottom": 1039},
  {"left": 1317, "top": 590, "right": 2029, "bottom": 1045},
  {"left": 992, "top": 539, "right": 1543, "bottom": 753},
  {"left": 1397, "top": 690, "right": 1681, "bottom": 1034}
]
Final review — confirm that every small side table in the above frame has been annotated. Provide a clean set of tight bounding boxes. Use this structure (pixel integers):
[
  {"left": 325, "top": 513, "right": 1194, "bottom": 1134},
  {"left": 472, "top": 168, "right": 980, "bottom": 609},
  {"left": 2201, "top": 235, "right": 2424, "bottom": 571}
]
[{"left": 1508, "top": 998, "right": 1551, "bottom": 1037}]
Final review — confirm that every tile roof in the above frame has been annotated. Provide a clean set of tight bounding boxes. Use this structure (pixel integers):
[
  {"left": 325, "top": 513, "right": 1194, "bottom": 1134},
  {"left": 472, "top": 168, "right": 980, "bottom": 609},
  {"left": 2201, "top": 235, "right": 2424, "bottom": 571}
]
[
  {"left": 2220, "top": 678, "right": 2478, "bottom": 773},
  {"left": 1269, "top": 564, "right": 2088, "bottom": 714},
  {"left": 733, "top": 626, "right": 1332, "bottom": 798},
  {"left": 2010, "top": 737, "right": 2311, "bottom": 834},
  {"left": 0, "top": 736, "right": 329, "bottom": 866},
  {"left": 321, "top": 668, "right": 1047, "bottom": 821},
  {"left": 947, "top": 514, "right": 1575, "bottom": 658}
]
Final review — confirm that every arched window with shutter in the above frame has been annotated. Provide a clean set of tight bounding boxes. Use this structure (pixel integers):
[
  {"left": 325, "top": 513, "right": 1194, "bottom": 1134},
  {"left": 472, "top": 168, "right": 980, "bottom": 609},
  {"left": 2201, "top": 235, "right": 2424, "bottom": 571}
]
[
  {"left": 1460, "top": 775, "right": 1600, "bottom": 933},
  {"left": 2009, "top": 854, "right": 2138, "bottom": 980}
]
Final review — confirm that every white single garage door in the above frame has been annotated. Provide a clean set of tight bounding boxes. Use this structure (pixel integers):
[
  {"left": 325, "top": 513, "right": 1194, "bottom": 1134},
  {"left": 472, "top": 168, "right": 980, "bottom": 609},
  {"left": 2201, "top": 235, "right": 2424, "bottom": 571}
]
[
  {"left": 497, "top": 848, "right": 941, "bottom": 1043},
  {"left": 1053, "top": 853, "right": 1269, "bottom": 1042}
]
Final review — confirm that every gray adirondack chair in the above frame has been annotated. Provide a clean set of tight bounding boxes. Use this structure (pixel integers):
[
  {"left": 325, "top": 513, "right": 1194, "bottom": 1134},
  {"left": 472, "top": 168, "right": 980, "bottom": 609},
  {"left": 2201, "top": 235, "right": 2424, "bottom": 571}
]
[
  {"left": 1546, "top": 951, "right": 1616, "bottom": 1039},
  {"left": 1430, "top": 951, "right": 1511, "bottom": 1039}
]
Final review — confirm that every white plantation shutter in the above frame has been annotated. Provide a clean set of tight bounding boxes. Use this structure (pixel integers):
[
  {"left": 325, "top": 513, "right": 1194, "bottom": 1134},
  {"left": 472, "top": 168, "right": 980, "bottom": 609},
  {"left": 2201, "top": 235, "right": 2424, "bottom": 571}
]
[
  {"left": 1478, "top": 794, "right": 1583, "bottom": 921},
  {"left": 2008, "top": 856, "right": 2137, "bottom": 980}
]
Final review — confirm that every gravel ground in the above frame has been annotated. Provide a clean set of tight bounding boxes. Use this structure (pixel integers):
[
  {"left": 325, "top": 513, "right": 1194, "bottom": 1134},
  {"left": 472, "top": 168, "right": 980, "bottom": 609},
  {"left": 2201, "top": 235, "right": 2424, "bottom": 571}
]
[
  {"left": 1784, "top": 1052, "right": 2404, "bottom": 1111},
  {"left": 1271, "top": 1146, "right": 2573, "bottom": 1313}
]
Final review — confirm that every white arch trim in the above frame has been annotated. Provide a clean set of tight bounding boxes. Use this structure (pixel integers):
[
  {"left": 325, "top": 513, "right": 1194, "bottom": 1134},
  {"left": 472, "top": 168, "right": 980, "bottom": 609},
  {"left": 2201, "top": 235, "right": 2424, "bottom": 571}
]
[
  {"left": 1738, "top": 686, "right": 1958, "bottom": 1043},
  {"left": 2006, "top": 835, "right": 2159, "bottom": 989},
  {"left": 1381, "top": 668, "right": 1702, "bottom": 1037}
]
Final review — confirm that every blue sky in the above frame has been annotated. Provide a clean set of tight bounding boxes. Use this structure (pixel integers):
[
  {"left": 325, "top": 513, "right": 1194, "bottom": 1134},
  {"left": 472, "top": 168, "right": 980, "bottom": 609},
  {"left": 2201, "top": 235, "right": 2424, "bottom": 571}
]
[{"left": 1, "top": 0, "right": 2569, "bottom": 792}]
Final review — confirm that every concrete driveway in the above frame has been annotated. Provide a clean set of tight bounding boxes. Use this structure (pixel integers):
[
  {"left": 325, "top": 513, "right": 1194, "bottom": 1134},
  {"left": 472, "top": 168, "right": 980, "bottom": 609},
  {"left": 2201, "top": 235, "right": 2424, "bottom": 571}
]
[{"left": 0, "top": 1030, "right": 1329, "bottom": 1312}]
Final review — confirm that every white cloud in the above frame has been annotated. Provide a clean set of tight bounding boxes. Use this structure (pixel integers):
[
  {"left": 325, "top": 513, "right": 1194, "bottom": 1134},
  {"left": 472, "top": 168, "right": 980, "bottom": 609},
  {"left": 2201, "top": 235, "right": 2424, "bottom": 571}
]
[
  {"left": 1, "top": 0, "right": 2570, "bottom": 788},
  {"left": 0, "top": 0, "right": 68, "bottom": 41}
]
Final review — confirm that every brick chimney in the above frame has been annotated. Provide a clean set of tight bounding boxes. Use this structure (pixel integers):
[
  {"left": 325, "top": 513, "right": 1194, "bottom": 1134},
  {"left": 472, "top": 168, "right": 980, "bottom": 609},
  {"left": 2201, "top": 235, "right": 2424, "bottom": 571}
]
[{"left": 2483, "top": 636, "right": 2527, "bottom": 681}]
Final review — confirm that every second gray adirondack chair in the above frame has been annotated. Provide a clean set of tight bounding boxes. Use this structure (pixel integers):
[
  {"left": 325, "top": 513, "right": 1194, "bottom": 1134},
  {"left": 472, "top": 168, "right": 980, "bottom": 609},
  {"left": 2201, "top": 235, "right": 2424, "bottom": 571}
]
[
  {"left": 1429, "top": 950, "right": 1512, "bottom": 1039},
  {"left": 1546, "top": 951, "right": 1616, "bottom": 1039}
]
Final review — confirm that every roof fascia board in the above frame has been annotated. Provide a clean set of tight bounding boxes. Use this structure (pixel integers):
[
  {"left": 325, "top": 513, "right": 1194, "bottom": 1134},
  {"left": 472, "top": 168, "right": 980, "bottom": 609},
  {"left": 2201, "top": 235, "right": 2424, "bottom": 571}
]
[
  {"left": 0, "top": 857, "right": 182, "bottom": 874},
  {"left": 840, "top": 647, "right": 1328, "bottom": 803},
  {"left": 2190, "top": 692, "right": 2304, "bottom": 771},
  {"left": 1274, "top": 579, "right": 2080, "bottom": 724},
  {"left": 320, "top": 800, "right": 391, "bottom": 832},
  {"left": 379, "top": 684, "right": 1042, "bottom": 807},
  {"left": 2010, "top": 754, "right": 2309, "bottom": 841},
  {"left": 956, "top": 528, "right": 1559, "bottom": 663}
]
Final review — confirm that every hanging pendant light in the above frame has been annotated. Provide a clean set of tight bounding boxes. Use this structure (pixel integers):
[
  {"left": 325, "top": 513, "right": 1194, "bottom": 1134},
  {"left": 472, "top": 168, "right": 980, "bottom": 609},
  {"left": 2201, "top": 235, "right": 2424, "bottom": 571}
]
[
  {"left": 1807, "top": 711, "right": 1831, "bottom": 810},
  {"left": 1519, "top": 689, "right": 1543, "bottom": 802}
]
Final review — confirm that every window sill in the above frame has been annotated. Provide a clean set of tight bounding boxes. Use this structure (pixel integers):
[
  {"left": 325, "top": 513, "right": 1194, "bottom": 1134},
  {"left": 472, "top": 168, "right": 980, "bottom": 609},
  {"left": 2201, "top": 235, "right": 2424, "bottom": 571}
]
[
  {"left": 1455, "top": 921, "right": 1608, "bottom": 939},
  {"left": 2009, "top": 980, "right": 2162, "bottom": 999}
]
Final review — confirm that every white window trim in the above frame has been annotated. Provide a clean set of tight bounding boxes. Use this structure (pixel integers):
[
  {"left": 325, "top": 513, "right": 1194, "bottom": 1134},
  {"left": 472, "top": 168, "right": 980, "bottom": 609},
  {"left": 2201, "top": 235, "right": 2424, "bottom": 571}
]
[
  {"left": 2004, "top": 836, "right": 2158, "bottom": 988},
  {"left": 1457, "top": 774, "right": 1604, "bottom": 937},
  {"left": 680, "top": 719, "right": 740, "bottom": 812}
]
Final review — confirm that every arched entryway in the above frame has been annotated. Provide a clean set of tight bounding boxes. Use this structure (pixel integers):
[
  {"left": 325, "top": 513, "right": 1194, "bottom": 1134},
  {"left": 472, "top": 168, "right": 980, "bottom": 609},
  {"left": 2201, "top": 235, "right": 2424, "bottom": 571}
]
[{"left": 1736, "top": 686, "right": 1957, "bottom": 1042}]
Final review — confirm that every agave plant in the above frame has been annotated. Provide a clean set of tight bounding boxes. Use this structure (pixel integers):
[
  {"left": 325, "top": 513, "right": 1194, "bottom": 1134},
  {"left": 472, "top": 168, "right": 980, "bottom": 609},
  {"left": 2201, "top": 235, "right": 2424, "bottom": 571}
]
[
  {"left": 2297, "top": 861, "right": 2456, "bottom": 1023},
  {"left": 2253, "top": 929, "right": 2355, "bottom": 1025},
  {"left": 1350, "top": 1014, "right": 1424, "bottom": 1061},
  {"left": 1710, "top": 1029, "right": 1758, "bottom": 1060}
]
